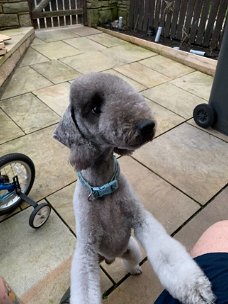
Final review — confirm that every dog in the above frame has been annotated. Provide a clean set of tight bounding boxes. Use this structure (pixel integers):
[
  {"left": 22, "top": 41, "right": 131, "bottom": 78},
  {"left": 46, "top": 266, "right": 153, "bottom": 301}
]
[{"left": 54, "top": 72, "right": 215, "bottom": 304}]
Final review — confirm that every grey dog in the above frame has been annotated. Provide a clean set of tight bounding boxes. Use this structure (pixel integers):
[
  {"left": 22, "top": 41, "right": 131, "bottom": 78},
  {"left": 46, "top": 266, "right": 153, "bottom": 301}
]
[{"left": 54, "top": 72, "right": 215, "bottom": 304}]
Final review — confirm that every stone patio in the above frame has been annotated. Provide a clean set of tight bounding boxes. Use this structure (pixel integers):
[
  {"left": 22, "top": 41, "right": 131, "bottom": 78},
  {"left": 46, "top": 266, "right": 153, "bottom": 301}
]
[{"left": 0, "top": 25, "right": 228, "bottom": 304}]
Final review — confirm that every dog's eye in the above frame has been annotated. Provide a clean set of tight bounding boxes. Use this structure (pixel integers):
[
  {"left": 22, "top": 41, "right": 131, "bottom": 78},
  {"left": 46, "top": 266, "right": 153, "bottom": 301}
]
[{"left": 92, "top": 105, "right": 102, "bottom": 115}]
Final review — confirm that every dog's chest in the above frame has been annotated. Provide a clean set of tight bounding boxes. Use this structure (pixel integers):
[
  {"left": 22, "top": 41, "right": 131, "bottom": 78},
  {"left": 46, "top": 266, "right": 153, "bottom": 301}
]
[{"left": 96, "top": 199, "right": 133, "bottom": 255}]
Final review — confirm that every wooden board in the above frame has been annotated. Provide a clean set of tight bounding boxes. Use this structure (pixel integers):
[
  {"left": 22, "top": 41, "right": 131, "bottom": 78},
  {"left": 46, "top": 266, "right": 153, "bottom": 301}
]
[
  {"left": 0, "top": 34, "right": 11, "bottom": 42},
  {"left": 203, "top": 0, "right": 220, "bottom": 47},
  {"left": 176, "top": 0, "right": 188, "bottom": 40}
]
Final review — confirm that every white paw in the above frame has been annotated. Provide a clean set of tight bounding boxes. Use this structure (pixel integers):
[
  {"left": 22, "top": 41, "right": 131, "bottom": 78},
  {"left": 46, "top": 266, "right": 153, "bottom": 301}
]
[
  {"left": 129, "top": 264, "right": 142, "bottom": 276},
  {"left": 173, "top": 272, "right": 216, "bottom": 304}
]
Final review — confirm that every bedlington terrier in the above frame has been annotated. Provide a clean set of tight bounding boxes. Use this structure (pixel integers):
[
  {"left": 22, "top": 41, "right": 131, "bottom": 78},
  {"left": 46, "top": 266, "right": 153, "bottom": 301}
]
[{"left": 54, "top": 72, "right": 215, "bottom": 304}]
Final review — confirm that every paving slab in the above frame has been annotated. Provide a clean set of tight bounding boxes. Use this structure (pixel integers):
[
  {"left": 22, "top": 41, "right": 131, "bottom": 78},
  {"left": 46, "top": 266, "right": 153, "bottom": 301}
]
[
  {"left": 72, "top": 26, "right": 102, "bottom": 36},
  {"left": 0, "top": 205, "right": 75, "bottom": 297},
  {"left": 174, "top": 186, "right": 228, "bottom": 251},
  {"left": 48, "top": 182, "right": 76, "bottom": 232},
  {"left": 1, "top": 66, "right": 52, "bottom": 100},
  {"left": 119, "top": 157, "right": 199, "bottom": 234},
  {"left": 103, "top": 69, "right": 146, "bottom": 92},
  {"left": 0, "top": 109, "right": 24, "bottom": 144},
  {"left": 21, "top": 257, "right": 72, "bottom": 304},
  {"left": 146, "top": 98, "right": 184, "bottom": 136},
  {"left": 32, "top": 41, "right": 81, "bottom": 59},
  {"left": 21, "top": 257, "right": 113, "bottom": 304},
  {"left": 19, "top": 48, "right": 49, "bottom": 67},
  {"left": 32, "top": 60, "right": 80, "bottom": 84},
  {"left": 140, "top": 55, "right": 194, "bottom": 79},
  {"left": 133, "top": 123, "right": 228, "bottom": 204},
  {"left": 35, "top": 27, "right": 80, "bottom": 42},
  {"left": 1, "top": 93, "right": 59, "bottom": 134},
  {"left": 143, "top": 82, "right": 205, "bottom": 119},
  {"left": 101, "top": 44, "right": 156, "bottom": 64},
  {"left": 0, "top": 126, "right": 75, "bottom": 201},
  {"left": 188, "top": 119, "right": 228, "bottom": 143},
  {"left": 33, "top": 82, "right": 71, "bottom": 116},
  {"left": 171, "top": 71, "right": 213, "bottom": 100},
  {"left": 31, "top": 37, "right": 46, "bottom": 45},
  {"left": 114, "top": 62, "right": 170, "bottom": 88},
  {"left": 64, "top": 36, "right": 107, "bottom": 52},
  {"left": 61, "top": 51, "right": 120, "bottom": 74},
  {"left": 88, "top": 33, "right": 128, "bottom": 47},
  {"left": 103, "top": 262, "right": 163, "bottom": 304}
]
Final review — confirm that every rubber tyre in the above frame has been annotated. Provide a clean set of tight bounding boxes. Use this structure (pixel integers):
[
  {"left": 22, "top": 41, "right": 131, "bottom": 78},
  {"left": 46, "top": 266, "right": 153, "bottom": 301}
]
[
  {"left": 193, "top": 103, "right": 215, "bottom": 128},
  {"left": 29, "top": 203, "right": 51, "bottom": 229},
  {"left": 0, "top": 153, "right": 35, "bottom": 215}
]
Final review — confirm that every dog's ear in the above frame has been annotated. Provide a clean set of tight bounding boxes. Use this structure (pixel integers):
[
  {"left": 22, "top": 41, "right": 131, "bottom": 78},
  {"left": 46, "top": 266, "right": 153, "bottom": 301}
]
[{"left": 53, "top": 106, "right": 100, "bottom": 170}]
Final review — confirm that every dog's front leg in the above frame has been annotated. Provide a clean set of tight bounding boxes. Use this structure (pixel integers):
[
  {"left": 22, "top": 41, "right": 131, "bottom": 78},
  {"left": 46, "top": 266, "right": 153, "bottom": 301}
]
[
  {"left": 134, "top": 209, "right": 215, "bottom": 304},
  {"left": 71, "top": 242, "right": 101, "bottom": 304}
]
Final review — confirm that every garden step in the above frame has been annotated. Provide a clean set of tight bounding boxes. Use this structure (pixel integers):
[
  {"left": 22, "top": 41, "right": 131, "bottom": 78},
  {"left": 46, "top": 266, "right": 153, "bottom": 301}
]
[{"left": 0, "top": 27, "right": 34, "bottom": 88}]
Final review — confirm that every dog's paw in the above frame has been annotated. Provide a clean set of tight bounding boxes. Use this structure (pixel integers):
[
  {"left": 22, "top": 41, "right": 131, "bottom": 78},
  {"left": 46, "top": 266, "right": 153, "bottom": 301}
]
[
  {"left": 130, "top": 264, "right": 142, "bottom": 276},
  {"left": 173, "top": 272, "right": 216, "bottom": 304}
]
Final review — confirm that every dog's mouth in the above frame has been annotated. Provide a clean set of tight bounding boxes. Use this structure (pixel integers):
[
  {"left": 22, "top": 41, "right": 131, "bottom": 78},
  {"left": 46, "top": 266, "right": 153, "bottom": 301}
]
[{"left": 114, "top": 131, "right": 155, "bottom": 155}]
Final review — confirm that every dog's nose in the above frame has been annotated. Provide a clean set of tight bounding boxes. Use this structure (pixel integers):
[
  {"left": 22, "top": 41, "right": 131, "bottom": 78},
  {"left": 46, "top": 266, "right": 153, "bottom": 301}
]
[{"left": 136, "top": 119, "right": 155, "bottom": 140}]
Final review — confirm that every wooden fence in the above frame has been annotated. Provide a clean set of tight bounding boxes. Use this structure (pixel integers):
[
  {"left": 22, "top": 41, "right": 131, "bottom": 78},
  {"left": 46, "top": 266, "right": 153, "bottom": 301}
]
[
  {"left": 129, "top": 0, "right": 228, "bottom": 50},
  {"left": 28, "top": 0, "right": 86, "bottom": 29}
]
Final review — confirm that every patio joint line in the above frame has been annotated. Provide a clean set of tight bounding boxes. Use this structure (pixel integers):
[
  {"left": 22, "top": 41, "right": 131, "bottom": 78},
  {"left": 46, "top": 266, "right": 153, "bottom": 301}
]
[
  {"left": 171, "top": 182, "right": 228, "bottom": 238},
  {"left": 100, "top": 265, "right": 116, "bottom": 285},
  {"left": 113, "top": 64, "right": 171, "bottom": 89},
  {"left": 56, "top": 58, "right": 83, "bottom": 76},
  {"left": 130, "top": 155, "right": 202, "bottom": 207},
  {"left": 143, "top": 95, "right": 191, "bottom": 120},
  {"left": 44, "top": 179, "right": 77, "bottom": 200},
  {"left": 139, "top": 62, "right": 196, "bottom": 80},
  {"left": 154, "top": 118, "right": 190, "bottom": 139},
  {"left": 30, "top": 92, "right": 62, "bottom": 118},
  {"left": 0, "top": 106, "right": 26, "bottom": 135},
  {"left": 45, "top": 197, "right": 77, "bottom": 237},
  {"left": 25, "top": 45, "right": 51, "bottom": 61},
  {"left": 170, "top": 82, "right": 210, "bottom": 102},
  {"left": 102, "top": 256, "right": 148, "bottom": 298},
  {"left": 187, "top": 122, "right": 228, "bottom": 144},
  {"left": 29, "top": 65, "right": 56, "bottom": 85}
]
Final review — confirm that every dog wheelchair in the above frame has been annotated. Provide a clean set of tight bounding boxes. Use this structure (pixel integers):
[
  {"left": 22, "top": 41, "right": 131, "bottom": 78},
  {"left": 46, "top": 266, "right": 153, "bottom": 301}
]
[{"left": 0, "top": 153, "right": 51, "bottom": 228}]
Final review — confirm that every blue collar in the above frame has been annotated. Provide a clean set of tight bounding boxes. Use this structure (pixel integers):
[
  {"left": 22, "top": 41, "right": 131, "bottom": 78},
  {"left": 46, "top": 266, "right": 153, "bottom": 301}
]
[{"left": 77, "top": 157, "right": 120, "bottom": 201}]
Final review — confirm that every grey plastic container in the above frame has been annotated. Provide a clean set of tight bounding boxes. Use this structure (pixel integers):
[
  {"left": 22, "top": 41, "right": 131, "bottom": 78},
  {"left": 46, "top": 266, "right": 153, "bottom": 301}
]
[{"left": 193, "top": 22, "right": 228, "bottom": 136}]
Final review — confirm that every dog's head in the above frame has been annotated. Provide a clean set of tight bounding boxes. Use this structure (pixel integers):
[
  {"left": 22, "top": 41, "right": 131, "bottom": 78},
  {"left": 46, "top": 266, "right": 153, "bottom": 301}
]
[{"left": 54, "top": 73, "right": 156, "bottom": 170}]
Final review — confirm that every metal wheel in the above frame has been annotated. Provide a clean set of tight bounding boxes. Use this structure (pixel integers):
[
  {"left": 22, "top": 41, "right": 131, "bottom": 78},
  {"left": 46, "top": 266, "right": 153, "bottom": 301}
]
[
  {"left": 193, "top": 103, "right": 215, "bottom": 128},
  {"left": 0, "top": 153, "right": 35, "bottom": 215},
  {"left": 29, "top": 203, "right": 51, "bottom": 229}
]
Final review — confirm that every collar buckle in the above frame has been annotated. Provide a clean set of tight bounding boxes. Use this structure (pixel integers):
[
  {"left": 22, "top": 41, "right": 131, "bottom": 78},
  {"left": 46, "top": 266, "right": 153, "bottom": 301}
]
[{"left": 88, "top": 180, "right": 119, "bottom": 201}]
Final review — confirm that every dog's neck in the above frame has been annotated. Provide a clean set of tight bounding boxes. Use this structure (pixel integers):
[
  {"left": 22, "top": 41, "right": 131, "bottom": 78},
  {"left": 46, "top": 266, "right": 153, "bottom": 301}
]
[{"left": 80, "top": 149, "right": 116, "bottom": 186}]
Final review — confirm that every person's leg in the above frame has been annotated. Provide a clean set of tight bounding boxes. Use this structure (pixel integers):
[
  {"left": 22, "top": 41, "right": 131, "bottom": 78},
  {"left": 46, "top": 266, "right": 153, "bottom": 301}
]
[
  {"left": 0, "top": 277, "right": 23, "bottom": 304},
  {"left": 191, "top": 220, "right": 228, "bottom": 257}
]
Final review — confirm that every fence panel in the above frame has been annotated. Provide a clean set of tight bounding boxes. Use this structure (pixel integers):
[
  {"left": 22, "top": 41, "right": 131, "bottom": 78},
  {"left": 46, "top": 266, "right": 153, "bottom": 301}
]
[
  {"left": 29, "top": 0, "right": 85, "bottom": 29},
  {"left": 128, "top": 0, "right": 228, "bottom": 50},
  {"left": 189, "top": 0, "right": 204, "bottom": 43}
]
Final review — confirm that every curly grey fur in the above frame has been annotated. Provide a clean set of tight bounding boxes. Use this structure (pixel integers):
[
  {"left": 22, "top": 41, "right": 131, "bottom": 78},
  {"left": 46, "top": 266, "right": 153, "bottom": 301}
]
[{"left": 54, "top": 72, "right": 215, "bottom": 304}]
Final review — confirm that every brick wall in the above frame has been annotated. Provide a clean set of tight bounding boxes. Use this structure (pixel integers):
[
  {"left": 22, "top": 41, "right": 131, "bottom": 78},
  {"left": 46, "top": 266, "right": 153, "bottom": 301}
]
[
  {"left": 0, "top": 0, "right": 32, "bottom": 29},
  {"left": 87, "top": 0, "right": 129, "bottom": 27}
]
